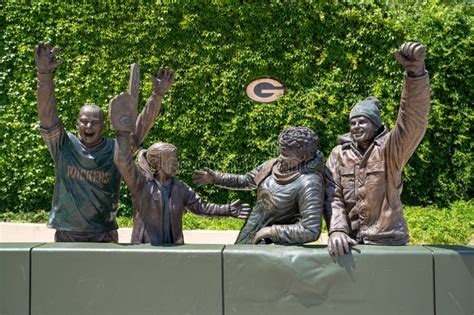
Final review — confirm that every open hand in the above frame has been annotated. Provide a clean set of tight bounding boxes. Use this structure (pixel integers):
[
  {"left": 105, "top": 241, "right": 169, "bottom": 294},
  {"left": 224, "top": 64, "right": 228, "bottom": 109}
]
[
  {"left": 192, "top": 167, "right": 216, "bottom": 185},
  {"left": 229, "top": 199, "right": 251, "bottom": 219},
  {"left": 150, "top": 67, "right": 175, "bottom": 96},
  {"left": 34, "top": 42, "right": 63, "bottom": 74}
]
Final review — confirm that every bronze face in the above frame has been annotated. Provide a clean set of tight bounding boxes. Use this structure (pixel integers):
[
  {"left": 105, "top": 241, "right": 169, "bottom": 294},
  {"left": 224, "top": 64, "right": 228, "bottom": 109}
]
[
  {"left": 160, "top": 150, "right": 179, "bottom": 177},
  {"left": 148, "top": 150, "right": 179, "bottom": 177},
  {"left": 277, "top": 147, "right": 305, "bottom": 172},
  {"left": 350, "top": 116, "right": 376, "bottom": 149},
  {"left": 76, "top": 106, "right": 105, "bottom": 148}
]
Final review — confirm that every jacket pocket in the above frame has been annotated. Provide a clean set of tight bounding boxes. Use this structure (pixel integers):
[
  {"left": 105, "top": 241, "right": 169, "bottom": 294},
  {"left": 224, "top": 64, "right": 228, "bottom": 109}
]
[
  {"left": 365, "top": 161, "right": 385, "bottom": 189},
  {"left": 339, "top": 166, "right": 355, "bottom": 202},
  {"left": 366, "top": 161, "right": 385, "bottom": 174}
]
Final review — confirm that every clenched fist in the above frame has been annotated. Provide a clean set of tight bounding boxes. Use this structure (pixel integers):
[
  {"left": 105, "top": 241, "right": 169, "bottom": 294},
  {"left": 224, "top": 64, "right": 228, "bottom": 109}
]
[{"left": 394, "top": 41, "right": 426, "bottom": 77}]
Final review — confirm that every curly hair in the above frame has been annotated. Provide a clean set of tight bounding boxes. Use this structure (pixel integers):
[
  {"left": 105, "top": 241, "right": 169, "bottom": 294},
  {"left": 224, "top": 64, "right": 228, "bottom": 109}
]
[{"left": 278, "top": 126, "right": 319, "bottom": 159}]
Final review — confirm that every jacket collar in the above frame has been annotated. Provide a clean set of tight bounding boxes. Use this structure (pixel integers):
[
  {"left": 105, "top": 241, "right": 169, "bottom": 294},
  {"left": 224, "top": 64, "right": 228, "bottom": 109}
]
[
  {"left": 272, "top": 150, "right": 325, "bottom": 184},
  {"left": 254, "top": 151, "right": 325, "bottom": 186}
]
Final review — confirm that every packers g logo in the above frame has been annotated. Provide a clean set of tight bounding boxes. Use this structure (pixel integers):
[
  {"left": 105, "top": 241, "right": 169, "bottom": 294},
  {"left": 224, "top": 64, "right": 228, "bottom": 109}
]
[
  {"left": 119, "top": 116, "right": 132, "bottom": 127},
  {"left": 246, "top": 78, "right": 286, "bottom": 103},
  {"left": 256, "top": 189, "right": 274, "bottom": 212}
]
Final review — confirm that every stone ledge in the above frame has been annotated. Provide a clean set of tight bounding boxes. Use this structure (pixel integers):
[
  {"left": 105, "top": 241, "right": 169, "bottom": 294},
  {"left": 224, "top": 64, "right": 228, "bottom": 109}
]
[{"left": 0, "top": 222, "right": 328, "bottom": 244}]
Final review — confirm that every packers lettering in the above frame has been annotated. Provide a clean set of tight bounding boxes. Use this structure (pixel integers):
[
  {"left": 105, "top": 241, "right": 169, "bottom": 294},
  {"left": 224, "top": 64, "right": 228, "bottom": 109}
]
[{"left": 67, "top": 165, "right": 111, "bottom": 184}]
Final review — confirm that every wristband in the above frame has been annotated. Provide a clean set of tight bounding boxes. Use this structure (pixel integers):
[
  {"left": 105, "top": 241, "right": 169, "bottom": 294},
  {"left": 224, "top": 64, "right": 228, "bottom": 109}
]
[
  {"left": 37, "top": 69, "right": 53, "bottom": 74},
  {"left": 153, "top": 91, "right": 166, "bottom": 97}
]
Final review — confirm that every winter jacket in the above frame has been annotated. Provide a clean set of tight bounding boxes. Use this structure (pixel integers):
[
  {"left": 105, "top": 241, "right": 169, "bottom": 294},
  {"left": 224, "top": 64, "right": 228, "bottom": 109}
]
[{"left": 325, "top": 73, "right": 430, "bottom": 245}]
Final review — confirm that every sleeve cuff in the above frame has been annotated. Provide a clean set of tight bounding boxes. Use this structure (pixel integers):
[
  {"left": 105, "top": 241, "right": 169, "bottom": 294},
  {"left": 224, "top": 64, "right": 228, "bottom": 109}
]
[
  {"left": 39, "top": 121, "right": 64, "bottom": 140},
  {"left": 329, "top": 228, "right": 350, "bottom": 236},
  {"left": 269, "top": 225, "right": 280, "bottom": 243},
  {"left": 404, "top": 71, "right": 429, "bottom": 80}
]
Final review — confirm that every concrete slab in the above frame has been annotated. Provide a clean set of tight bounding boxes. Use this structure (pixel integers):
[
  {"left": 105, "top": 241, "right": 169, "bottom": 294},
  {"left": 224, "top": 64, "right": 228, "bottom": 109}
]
[
  {"left": 31, "top": 243, "right": 224, "bottom": 315},
  {"left": 425, "top": 245, "right": 474, "bottom": 315},
  {"left": 223, "top": 245, "right": 435, "bottom": 315},
  {"left": 0, "top": 243, "right": 44, "bottom": 315}
]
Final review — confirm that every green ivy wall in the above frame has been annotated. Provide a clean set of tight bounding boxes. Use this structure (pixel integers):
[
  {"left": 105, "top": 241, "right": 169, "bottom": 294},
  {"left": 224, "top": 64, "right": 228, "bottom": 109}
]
[{"left": 0, "top": 1, "right": 472, "bottom": 215}]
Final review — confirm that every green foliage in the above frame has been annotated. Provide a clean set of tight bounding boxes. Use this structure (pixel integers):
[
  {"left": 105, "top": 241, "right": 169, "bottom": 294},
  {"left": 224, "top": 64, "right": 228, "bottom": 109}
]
[
  {"left": 2, "top": 201, "right": 472, "bottom": 245},
  {"left": 406, "top": 200, "right": 473, "bottom": 245},
  {"left": 0, "top": 1, "right": 472, "bottom": 216},
  {"left": 181, "top": 212, "right": 245, "bottom": 230},
  {"left": 0, "top": 210, "right": 49, "bottom": 223},
  {"left": 116, "top": 212, "right": 245, "bottom": 230}
]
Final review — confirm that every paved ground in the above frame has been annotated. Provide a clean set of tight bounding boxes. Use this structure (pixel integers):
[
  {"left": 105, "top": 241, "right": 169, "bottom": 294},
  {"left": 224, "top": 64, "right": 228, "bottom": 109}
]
[{"left": 0, "top": 222, "right": 328, "bottom": 244}]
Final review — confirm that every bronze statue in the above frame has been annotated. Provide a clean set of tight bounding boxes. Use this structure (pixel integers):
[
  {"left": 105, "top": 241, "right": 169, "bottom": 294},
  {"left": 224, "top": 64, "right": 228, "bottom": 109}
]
[
  {"left": 35, "top": 42, "right": 172, "bottom": 242},
  {"left": 110, "top": 92, "right": 250, "bottom": 245},
  {"left": 193, "top": 127, "right": 324, "bottom": 245},
  {"left": 325, "top": 42, "right": 430, "bottom": 256}
]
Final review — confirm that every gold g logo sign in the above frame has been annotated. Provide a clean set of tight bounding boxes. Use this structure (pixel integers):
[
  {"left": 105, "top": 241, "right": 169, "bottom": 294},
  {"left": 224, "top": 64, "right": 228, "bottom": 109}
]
[{"left": 246, "top": 78, "right": 286, "bottom": 103}]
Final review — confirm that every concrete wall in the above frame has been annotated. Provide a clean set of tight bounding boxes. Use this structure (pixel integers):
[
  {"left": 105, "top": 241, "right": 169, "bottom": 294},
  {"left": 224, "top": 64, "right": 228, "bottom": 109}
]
[{"left": 0, "top": 243, "right": 472, "bottom": 315}]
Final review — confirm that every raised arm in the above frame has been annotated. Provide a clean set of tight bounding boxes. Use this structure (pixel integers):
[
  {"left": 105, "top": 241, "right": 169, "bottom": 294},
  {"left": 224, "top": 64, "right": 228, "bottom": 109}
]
[
  {"left": 387, "top": 42, "right": 430, "bottom": 170},
  {"left": 134, "top": 68, "right": 175, "bottom": 147},
  {"left": 35, "top": 42, "right": 63, "bottom": 128}
]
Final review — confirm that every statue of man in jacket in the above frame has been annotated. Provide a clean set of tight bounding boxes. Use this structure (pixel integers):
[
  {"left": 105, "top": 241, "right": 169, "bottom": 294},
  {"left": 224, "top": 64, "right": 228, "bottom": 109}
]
[{"left": 325, "top": 42, "right": 430, "bottom": 256}]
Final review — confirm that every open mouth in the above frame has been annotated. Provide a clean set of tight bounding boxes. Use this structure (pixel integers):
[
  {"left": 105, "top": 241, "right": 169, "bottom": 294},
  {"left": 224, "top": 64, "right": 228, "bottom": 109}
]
[{"left": 84, "top": 131, "right": 95, "bottom": 138}]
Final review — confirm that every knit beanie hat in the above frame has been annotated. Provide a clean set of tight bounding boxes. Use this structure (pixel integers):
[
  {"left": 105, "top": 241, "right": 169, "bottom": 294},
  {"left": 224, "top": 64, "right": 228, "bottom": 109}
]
[{"left": 349, "top": 96, "right": 382, "bottom": 129}]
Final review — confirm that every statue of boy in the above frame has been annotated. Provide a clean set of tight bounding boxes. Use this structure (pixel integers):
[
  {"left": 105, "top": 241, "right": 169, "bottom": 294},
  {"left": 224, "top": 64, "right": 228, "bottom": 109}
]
[
  {"left": 193, "top": 127, "right": 324, "bottom": 245},
  {"left": 35, "top": 42, "right": 173, "bottom": 242},
  {"left": 325, "top": 42, "right": 430, "bottom": 256},
  {"left": 110, "top": 93, "right": 250, "bottom": 245}
]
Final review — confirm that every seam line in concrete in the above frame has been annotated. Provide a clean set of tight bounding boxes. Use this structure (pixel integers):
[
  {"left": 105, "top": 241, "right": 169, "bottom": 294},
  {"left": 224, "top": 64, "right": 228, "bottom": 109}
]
[
  {"left": 221, "top": 245, "right": 226, "bottom": 315},
  {"left": 29, "top": 243, "right": 46, "bottom": 315},
  {"left": 432, "top": 249, "right": 437, "bottom": 315},
  {"left": 423, "top": 245, "right": 437, "bottom": 315}
]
